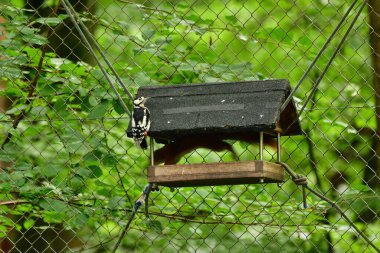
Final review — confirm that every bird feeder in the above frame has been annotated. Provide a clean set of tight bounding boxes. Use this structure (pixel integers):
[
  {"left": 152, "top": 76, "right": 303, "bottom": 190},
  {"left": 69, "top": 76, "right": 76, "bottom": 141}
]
[{"left": 127, "top": 79, "right": 301, "bottom": 187}]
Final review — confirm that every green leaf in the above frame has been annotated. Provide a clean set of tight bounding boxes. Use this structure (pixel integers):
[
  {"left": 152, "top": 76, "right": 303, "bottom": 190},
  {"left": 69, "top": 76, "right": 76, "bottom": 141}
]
[
  {"left": 23, "top": 127, "right": 40, "bottom": 137},
  {"left": 5, "top": 104, "right": 28, "bottom": 115},
  {"left": 30, "top": 106, "right": 47, "bottom": 116},
  {"left": 142, "top": 29, "right": 156, "bottom": 40},
  {"left": 42, "top": 212, "right": 65, "bottom": 223},
  {"left": 88, "top": 96, "right": 98, "bottom": 106},
  {"left": 88, "top": 100, "right": 109, "bottom": 120},
  {"left": 351, "top": 182, "right": 371, "bottom": 192},
  {"left": 76, "top": 167, "right": 93, "bottom": 178},
  {"left": 145, "top": 220, "right": 163, "bottom": 233},
  {"left": 84, "top": 150, "right": 103, "bottom": 165},
  {"left": 76, "top": 166, "right": 101, "bottom": 178},
  {"left": 270, "top": 28, "right": 293, "bottom": 43},
  {"left": 19, "top": 27, "right": 38, "bottom": 35},
  {"left": 225, "top": 15, "right": 238, "bottom": 24},
  {"left": 0, "top": 226, "right": 7, "bottom": 238},
  {"left": 185, "top": 14, "right": 199, "bottom": 24},
  {"left": 112, "top": 100, "right": 125, "bottom": 115},
  {"left": 299, "top": 36, "right": 312, "bottom": 47},
  {"left": 23, "top": 219, "right": 35, "bottom": 230},
  {"left": 108, "top": 196, "right": 126, "bottom": 209},
  {"left": 70, "top": 213, "right": 89, "bottom": 228},
  {"left": 70, "top": 176, "right": 85, "bottom": 191},
  {"left": 3, "top": 87, "right": 23, "bottom": 96},
  {"left": 0, "top": 150, "right": 15, "bottom": 162},
  {"left": 0, "top": 182, "right": 11, "bottom": 192},
  {"left": 15, "top": 163, "right": 32, "bottom": 171},
  {"left": 62, "top": 129, "right": 86, "bottom": 153},
  {"left": 23, "top": 34, "right": 48, "bottom": 45},
  {"left": 103, "top": 154, "right": 118, "bottom": 166},
  {"left": 134, "top": 72, "right": 158, "bottom": 86},
  {"left": 54, "top": 97, "right": 67, "bottom": 112},
  {"left": 39, "top": 198, "right": 69, "bottom": 214},
  {"left": 39, "top": 164, "right": 62, "bottom": 178},
  {"left": 88, "top": 165, "right": 102, "bottom": 178},
  {"left": 34, "top": 17, "right": 65, "bottom": 26},
  {"left": 0, "top": 67, "right": 23, "bottom": 79}
]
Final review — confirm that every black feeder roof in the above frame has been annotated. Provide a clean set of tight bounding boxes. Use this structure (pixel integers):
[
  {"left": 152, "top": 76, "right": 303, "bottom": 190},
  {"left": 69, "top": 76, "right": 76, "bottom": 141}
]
[{"left": 127, "top": 79, "right": 301, "bottom": 141}]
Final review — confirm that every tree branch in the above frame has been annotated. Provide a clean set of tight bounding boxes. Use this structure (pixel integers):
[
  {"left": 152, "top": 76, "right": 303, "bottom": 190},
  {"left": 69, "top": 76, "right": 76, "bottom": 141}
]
[
  {"left": 1, "top": 1, "right": 61, "bottom": 149},
  {"left": 0, "top": 200, "right": 28, "bottom": 206}
]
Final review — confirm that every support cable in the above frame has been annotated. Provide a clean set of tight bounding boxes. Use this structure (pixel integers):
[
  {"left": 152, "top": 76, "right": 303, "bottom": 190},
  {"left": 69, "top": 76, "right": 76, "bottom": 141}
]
[
  {"left": 62, "top": 0, "right": 134, "bottom": 102},
  {"left": 296, "top": 0, "right": 367, "bottom": 117},
  {"left": 111, "top": 184, "right": 152, "bottom": 253},
  {"left": 60, "top": 0, "right": 131, "bottom": 116},
  {"left": 280, "top": 0, "right": 359, "bottom": 112},
  {"left": 285, "top": 0, "right": 367, "bottom": 132},
  {"left": 278, "top": 162, "right": 380, "bottom": 253},
  {"left": 60, "top": 1, "right": 376, "bottom": 252}
]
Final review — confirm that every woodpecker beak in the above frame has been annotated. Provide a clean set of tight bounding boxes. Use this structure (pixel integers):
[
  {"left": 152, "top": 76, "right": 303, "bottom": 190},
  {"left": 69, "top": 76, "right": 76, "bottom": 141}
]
[{"left": 144, "top": 97, "right": 151, "bottom": 102}]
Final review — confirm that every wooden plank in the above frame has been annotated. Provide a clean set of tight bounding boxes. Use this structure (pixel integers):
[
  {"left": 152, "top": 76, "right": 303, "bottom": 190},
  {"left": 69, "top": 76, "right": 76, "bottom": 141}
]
[{"left": 148, "top": 161, "right": 284, "bottom": 187}]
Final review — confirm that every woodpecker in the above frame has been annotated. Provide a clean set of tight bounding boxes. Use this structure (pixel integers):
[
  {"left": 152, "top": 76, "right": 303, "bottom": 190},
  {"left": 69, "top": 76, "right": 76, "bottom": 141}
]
[{"left": 131, "top": 96, "right": 151, "bottom": 149}]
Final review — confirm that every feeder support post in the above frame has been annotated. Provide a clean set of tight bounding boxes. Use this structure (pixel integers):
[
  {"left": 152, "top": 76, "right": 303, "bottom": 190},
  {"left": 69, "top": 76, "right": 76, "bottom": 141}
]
[
  {"left": 259, "top": 132, "right": 264, "bottom": 160},
  {"left": 277, "top": 132, "right": 281, "bottom": 162},
  {"left": 150, "top": 138, "right": 154, "bottom": 166}
]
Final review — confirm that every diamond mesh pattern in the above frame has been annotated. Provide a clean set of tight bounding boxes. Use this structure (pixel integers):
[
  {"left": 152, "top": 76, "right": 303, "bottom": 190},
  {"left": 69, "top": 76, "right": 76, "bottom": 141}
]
[{"left": 0, "top": 0, "right": 379, "bottom": 252}]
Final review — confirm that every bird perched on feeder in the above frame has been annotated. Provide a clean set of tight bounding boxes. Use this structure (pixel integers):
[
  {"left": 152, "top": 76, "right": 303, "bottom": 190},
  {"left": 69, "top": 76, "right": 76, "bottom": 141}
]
[{"left": 131, "top": 96, "right": 151, "bottom": 149}]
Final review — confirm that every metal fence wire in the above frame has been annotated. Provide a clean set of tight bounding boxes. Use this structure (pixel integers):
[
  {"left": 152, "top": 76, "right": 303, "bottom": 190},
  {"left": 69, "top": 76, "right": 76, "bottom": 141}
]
[{"left": 1, "top": 0, "right": 380, "bottom": 252}]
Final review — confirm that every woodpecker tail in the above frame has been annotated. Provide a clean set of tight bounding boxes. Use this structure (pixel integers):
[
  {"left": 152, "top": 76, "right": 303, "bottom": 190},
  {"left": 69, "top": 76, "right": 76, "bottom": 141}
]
[{"left": 140, "top": 138, "right": 147, "bottom": 149}]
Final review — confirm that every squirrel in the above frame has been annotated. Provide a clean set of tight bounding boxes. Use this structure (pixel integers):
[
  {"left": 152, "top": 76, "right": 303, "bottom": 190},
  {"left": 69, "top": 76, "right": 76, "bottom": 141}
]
[{"left": 153, "top": 132, "right": 277, "bottom": 165}]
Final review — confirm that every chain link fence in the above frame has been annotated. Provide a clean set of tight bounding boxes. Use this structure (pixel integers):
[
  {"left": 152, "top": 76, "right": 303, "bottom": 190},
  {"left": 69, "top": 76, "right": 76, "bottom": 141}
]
[{"left": 1, "top": 0, "right": 379, "bottom": 252}]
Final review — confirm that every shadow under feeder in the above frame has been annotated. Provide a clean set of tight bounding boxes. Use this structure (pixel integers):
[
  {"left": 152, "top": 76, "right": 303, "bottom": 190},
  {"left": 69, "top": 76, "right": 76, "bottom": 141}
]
[{"left": 127, "top": 79, "right": 301, "bottom": 187}]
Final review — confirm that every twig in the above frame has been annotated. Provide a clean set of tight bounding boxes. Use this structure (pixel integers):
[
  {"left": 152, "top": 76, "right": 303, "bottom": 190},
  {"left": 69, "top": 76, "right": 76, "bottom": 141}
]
[
  {"left": 0, "top": 197, "right": 341, "bottom": 229},
  {"left": 111, "top": 212, "right": 136, "bottom": 253},
  {"left": 111, "top": 185, "right": 150, "bottom": 253},
  {"left": 0, "top": 200, "right": 28, "bottom": 206},
  {"left": 1, "top": 44, "right": 45, "bottom": 148}
]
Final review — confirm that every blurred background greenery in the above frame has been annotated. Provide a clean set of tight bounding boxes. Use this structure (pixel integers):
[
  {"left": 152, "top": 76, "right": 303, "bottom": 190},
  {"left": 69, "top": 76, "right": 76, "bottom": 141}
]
[{"left": 0, "top": 0, "right": 379, "bottom": 252}]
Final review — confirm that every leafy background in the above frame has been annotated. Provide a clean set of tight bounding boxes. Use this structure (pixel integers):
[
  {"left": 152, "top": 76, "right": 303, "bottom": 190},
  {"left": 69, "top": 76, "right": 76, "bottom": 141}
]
[{"left": 0, "top": 0, "right": 379, "bottom": 252}]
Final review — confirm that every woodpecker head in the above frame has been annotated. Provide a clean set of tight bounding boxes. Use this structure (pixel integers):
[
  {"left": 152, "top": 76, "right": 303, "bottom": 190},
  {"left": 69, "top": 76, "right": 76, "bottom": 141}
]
[{"left": 133, "top": 97, "right": 148, "bottom": 107}]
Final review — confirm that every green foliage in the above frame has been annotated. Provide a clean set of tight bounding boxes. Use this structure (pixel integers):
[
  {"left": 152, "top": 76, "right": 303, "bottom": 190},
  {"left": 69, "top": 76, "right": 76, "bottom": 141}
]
[{"left": 0, "top": 0, "right": 379, "bottom": 252}]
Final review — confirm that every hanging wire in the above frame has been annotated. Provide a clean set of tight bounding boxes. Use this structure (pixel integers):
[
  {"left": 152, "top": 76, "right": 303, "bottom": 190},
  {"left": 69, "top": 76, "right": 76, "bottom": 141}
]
[
  {"left": 62, "top": 0, "right": 135, "bottom": 103},
  {"left": 2, "top": 1, "right": 379, "bottom": 252},
  {"left": 296, "top": 0, "right": 368, "bottom": 116},
  {"left": 60, "top": 0, "right": 132, "bottom": 116},
  {"left": 278, "top": 162, "right": 380, "bottom": 253},
  {"left": 280, "top": 0, "right": 359, "bottom": 112},
  {"left": 285, "top": 0, "right": 367, "bottom": 132}
]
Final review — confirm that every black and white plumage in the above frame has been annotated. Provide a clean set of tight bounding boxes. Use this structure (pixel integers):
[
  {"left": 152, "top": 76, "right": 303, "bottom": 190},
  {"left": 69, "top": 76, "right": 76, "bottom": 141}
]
[{"left": 131, "top": 97, "right": 151, "bottom": 149}]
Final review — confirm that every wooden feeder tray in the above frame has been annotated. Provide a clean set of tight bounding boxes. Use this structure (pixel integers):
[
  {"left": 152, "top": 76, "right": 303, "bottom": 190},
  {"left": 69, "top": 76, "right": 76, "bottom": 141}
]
[
  {"left": 148, "top": 160, "right": 284, "bottom": 187},
  {"left": 127, "top": 79, "right": 301, "bottom": 187}
]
